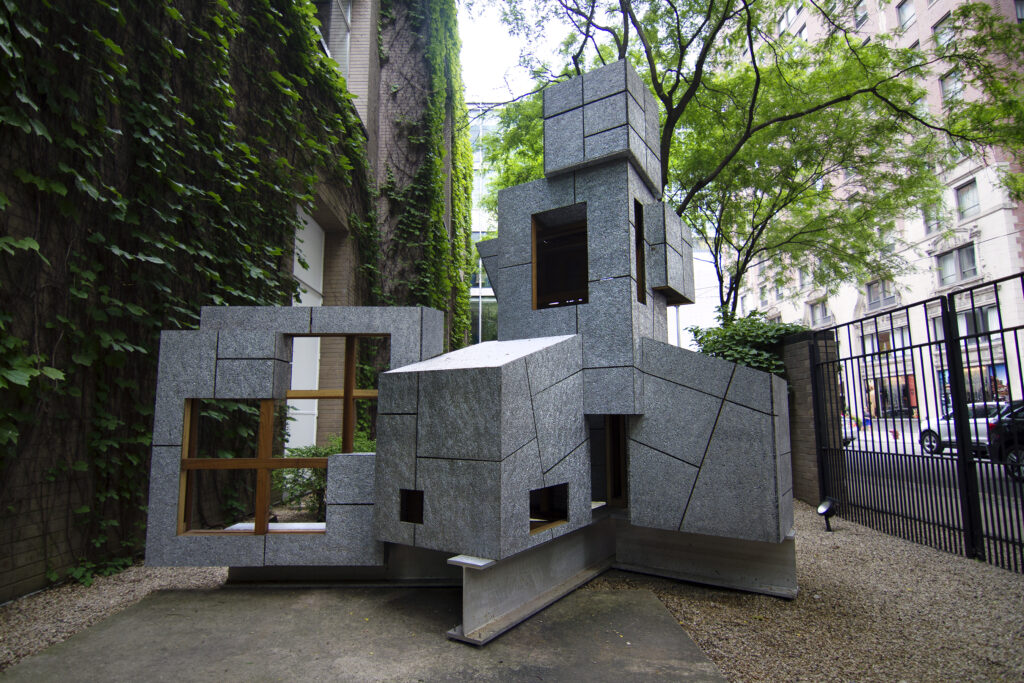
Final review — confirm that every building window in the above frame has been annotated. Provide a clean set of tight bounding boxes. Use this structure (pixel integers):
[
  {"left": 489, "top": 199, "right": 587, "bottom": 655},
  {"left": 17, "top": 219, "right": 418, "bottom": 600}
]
[
  {"left": 532, "top": 203, "right": 588, "bottom": 309},
  {"left": 740, "top": 294, "right": 748, "bottom": 315},
  {"left": 863, "top": 325, "right": 909, "bottom": 353},
  {"left": 933, "top": 15, "right": 952, "bottom": 46},
  {"left": 760, "top": 286, "right": 768, "bottom": 307},
  {"left": 937, "top": 244, "right": 977, "bottom": 286},
  {"left": 955, "top": 180, "right": 979, "bottom": 220},
  {"left": 1017, "top": 0, "right": 1024, "bottom": 23},
  {"left": 866, "top": 281, "right": 897, "bottom": 310},
  {"left": 855, "top": 0, "right": 868, "bottom": 26},
  {"left": 922, "top": 204, "right": 943, "bottom": 233},
  {"left": 940, "top": 71, "right": 963, "bottom": 104},
  {"left": 798, "top": 268, "right": 809, "bottom": 288},
  {"left": 897, "top": 0, "right": 915, "bottom": 28},
  {"left": 775, "top": 283, "right": 783, "bottom": 300},
  {"left": 810, "top": 300, "right": 831, "bottom": 327}
]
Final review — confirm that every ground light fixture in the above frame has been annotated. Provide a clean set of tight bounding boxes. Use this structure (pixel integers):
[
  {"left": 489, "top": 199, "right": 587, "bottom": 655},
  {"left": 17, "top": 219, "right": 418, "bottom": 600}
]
[{"left": 817, "top": 498, "right": 837, "bottom": 532}]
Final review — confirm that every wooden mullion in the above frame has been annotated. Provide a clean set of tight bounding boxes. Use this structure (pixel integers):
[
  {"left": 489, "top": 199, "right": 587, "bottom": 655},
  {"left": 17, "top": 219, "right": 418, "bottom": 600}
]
[
  {"left": 285, "top": 388, "right": 378, "bottom": 400},
  {"left": 178, "top": 398, "right": 199, "bottom": 535},
  {"left": 253, "top": 399, "right": 275, "bottom": 535}
]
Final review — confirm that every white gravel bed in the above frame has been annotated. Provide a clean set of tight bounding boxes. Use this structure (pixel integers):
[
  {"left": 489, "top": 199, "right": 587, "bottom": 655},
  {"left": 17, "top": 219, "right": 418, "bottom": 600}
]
[{"left": 1, "top": 501, "right": 1022, "bottom": 680}]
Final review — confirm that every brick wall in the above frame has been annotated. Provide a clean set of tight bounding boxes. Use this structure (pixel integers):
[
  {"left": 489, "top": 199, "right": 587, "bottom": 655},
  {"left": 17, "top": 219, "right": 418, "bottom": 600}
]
[{"left": 782, "top": 332, "right": 840, "bottom": 505}]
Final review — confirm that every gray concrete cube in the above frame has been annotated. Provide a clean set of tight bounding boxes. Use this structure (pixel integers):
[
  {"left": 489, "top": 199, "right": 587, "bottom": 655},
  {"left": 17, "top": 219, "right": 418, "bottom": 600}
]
[
  {"left": 415, "top": 457, "right": 501, "bottom": 558},
  {"left": 583, "top": 93, "right": 628, "bottom": 137},
  {"left": 217, "top": 330, "right": 291, "bottom": 361},
  {"left": 326, "top": 453, "right": 375, "bottom": 504},
  {"left": 543, "top": 76, "right": 582, "bottom": 118},
  {"left": 378, "top": 371, "right": 419, "bottom": 415},
  {"left": 214, "top": 359, "right": 290, "bottom": 399},
  {"left": 532, "top": 372, "right": 586, "bottom": 472},
  {"left": 200, "top": 306, "right": 311, "bottom": 334},
  {"left": 544, "top": 108, "right": 585, "bottom": 176},
  {"left": 628, "top": 440, "right": 698, "bottom": 531}
]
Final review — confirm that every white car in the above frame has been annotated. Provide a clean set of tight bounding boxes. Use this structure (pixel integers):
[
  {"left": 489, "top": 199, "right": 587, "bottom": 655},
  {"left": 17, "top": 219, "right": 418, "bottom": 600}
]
[{"left": 918, "top": 402, "right": 1015, "bottom": 454}]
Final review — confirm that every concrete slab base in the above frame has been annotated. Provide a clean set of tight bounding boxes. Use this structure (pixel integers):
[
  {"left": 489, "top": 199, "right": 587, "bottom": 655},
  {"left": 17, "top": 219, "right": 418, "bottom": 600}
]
[{"left": 1, "top": 585, "right": 726, "bottom": 682}]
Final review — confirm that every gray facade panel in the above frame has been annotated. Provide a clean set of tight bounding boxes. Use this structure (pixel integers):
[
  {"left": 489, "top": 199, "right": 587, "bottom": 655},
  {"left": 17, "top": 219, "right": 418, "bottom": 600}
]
[
  {"left": 628, "top": 440, "right": 698, "bottom": 531},
  {"left": 326, "top": 453, "right": 376, "bottom": 504}
]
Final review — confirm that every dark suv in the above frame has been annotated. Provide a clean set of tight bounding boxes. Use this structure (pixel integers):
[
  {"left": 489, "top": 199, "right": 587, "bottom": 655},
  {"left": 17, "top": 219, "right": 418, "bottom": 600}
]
[{"left": 986, "top": 403, "right": 1024, "bottom": 481}]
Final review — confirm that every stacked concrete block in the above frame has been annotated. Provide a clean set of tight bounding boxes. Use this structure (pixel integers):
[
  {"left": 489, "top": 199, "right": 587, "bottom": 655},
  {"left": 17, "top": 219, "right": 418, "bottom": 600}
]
[
  {"left": 543, "top": 60, "right": 662, "bottom": 191},
  {"left": 375, "top": 335, "right": 589, "bottom": 560},
  {"left": 630, "top": 339, "right": 794, "bottom": 543},
  {"left": 146, "top": 305, "right": 445, "bottom": 569},
  {"left": 645, "top": 203, "right": 696, "bottom": 305}
]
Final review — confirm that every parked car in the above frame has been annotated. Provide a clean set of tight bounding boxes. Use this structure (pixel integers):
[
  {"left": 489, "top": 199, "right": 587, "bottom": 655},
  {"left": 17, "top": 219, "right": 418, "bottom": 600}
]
[
  {"left": 986, "top": 403, "right": 1024, "bottom": 481},
  {"left": 918, "top": 402, "right": 1018, "bottom": 455}
]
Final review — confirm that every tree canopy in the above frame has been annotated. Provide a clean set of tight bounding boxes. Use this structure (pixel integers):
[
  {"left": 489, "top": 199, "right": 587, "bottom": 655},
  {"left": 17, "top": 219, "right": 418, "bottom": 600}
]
[{"left": 476, "top": 0, "right": 1023, "bottom": 315}]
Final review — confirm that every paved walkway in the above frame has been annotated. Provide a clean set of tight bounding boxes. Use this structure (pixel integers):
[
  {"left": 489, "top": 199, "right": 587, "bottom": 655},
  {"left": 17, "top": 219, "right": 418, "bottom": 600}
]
[{"left": 1, "top": 584, "right": 725, "bottom": 681}]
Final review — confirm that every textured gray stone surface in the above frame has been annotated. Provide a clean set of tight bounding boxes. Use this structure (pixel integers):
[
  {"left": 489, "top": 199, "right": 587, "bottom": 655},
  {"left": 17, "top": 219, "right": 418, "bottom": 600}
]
[
  {"left": 628, "top": 440, "right": 698, "bottom": 531},
  {"left": 680, "top": 402, "right": 780, "bottom": 543},
  {"left": 583, "top": 94, "right": 628, "bottom": 137},
  {"left": 582, "top": 367, "right": 637, "bottom": 415},
  {"left": 583, "top": 59, "right": 628, "bottom": 104},
  {"left": 417, "top": 366, "right": 501, "bottom": 461},
  {"left": 200, "top": 306, "right": 312, "bottom": 333},
  {"left": 640, "top": 338, "right": 734, "bottom": 398},
  {"left": 148, "top": 534, "right": 267, "bottom": 568},
  {"left": 421, "top": 308, "right": 445, "bottom": 361},
  {"left": 501, "top": 360, "right": 538, "bottom": 458},
  {"left": 532, "top": 372, "right": 586, "bottom": 472},
  {"left": 326, "top": 453, "right": 375, "bottom": 504},
  {"left": 416, "top": 458, "right": 501, "bottom": 558},
  {"left": 378, "top": 371, "right": 419, "bottom": 415},
  {"left": 264, "top": 505, "right": 383, "bottom": 566},
  {"left": 524, "top": 334, "right": 582, "bottom": 395},
  {"left": 496, "top": 265, "right": 578, "bottom": 342},
  {"left": 214, "top": 359, "right": 289, "bottom": 399},
  {"left": 217, "top": 330, "right": 291, "bottom": 361},
  {"left": 726, "top": 363, "right": 773, "bottom": 414},
  {"left": 144, "top": 446, "right": 183, "bottom": 564},
  {"left": 583, "top": 125, "right": 630, "bottom": 163},
  {"left": 543, "top": 75, "right": 582, "bottom": 118},
  {"left": 374, "top": 414, "right": 418, "bottom": 546},
  {"left": 579, "top": 277, "right": 635, "bottom": 369},
  {"left": 499, "top": 439, "right": 546, "bottom": 557},
  {"left": 496, "top": 177, "right": 575, "bottom": 268},
  {"left": 584, "top": 203, "right": 631, "bottom": 281},
  {"left": 152, "top": 331, "right": 217, "bottom": 446},
  {"left": 544, "top": 107, "right": 585, "bottom": 176},
  {"left": 773, "top": 375, "right": 791, "bottom": 454},
  {"left": 541, "top": 440, "right": 591, "bottom": 541},
  {"left": 632, "top": 374, "right": 723, "bottom": 466}
]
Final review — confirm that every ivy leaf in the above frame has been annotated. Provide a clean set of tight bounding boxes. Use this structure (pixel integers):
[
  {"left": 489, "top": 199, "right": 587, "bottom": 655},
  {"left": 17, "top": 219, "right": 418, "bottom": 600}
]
[
  {"left": 1, "top": 367, "right": 36, "bottom": 386},
  {"left": 41, "top": 366, "right": 66, "bottom": 381}
]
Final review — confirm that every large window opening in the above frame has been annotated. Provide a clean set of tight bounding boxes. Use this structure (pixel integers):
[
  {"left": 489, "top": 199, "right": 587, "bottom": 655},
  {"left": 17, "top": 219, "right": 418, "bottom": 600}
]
[
  {"left": 532, "top": 203, "right": 588, "bottom": 309},
  {"left": 529, "top": 483, "right": 569, "bottom": 534},
  {"left": 588, "top": 415, "right": 628, "bottom": 509}
]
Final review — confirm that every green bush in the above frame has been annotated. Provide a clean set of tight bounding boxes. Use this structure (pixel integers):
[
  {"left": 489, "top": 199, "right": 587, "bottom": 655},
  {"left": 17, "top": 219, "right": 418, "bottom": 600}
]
[{"left": 688, "top": 311, "right": 806, "bottom": 377}]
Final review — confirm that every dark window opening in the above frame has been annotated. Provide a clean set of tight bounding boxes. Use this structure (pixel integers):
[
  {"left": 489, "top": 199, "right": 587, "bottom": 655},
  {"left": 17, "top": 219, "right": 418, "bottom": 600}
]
[
  {"left": 532, "top": 203, "right": 588, "bottom": 309},
  {"left": 399, "top": 489, "right": 424, "bottom": 524},
  {"left": 529, "top": 483, "right": 568, "bottom": 534},
  {"left": 605, "top": 416, "right": 628, "bottom": 507},
  {"left": 634, "top": 200, "right": 646, "bottom": 304}
]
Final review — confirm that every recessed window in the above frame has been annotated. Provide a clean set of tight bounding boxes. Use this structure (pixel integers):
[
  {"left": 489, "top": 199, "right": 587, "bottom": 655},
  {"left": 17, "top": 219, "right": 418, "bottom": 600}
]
[
  {"left": 937, "top": 244, "right": 977, "bottom": 286},
  {"left": 940, "top": 71, "right": 963, "bottom": 104},
  {"left": 634, "top": 200, "right": 646, "bottom": 304},
  {"left": 532, "top": 203, "right": 588, "bottom": 309},
  {"left": 400, "top": 489, "right": 424, "bottom": 524},
  {"left": 955, "top": 180, "right": 979, "bottom": 220},
  {"left": 933, "top": 15, "right": 952, "bottom": 46},
  {"left": 866, "top": 281, "right": 896, "bottom": 310},
  {"left": 529, "top": 483, "right": 568, "bottom": 534},
  {"left": 855, "top": 0, "right": 868, "bottom": 27},
  {"left": 922, "top": 203, "right": 943, "bottom": 233},
  {"left": 1017, "top": 0, "right": 1023, "bottom": 23},
  {"left": 897, "top": 0, "right": 915, "bottom": 28},
  {"left": 798, "top": 268, "right": 809, "bottom": 288},
  {"left": 810, "top": 300, "right": 832, "bottom": 327}
]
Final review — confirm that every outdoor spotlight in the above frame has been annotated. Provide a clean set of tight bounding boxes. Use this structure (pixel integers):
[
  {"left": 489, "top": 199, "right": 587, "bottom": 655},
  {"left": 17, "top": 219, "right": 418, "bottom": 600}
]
[{"left": 817, "top": 498, "right": 836, "bottom": 532}]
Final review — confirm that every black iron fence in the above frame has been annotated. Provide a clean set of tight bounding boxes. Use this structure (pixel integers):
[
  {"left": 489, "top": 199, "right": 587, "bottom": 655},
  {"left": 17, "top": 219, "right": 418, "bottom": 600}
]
[{"left": 812, "top": 272, "right": 1024, "bottom": 573}]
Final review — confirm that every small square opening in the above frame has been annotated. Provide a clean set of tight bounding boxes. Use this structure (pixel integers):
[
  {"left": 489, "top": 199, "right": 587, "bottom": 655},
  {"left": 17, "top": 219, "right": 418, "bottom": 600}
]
[
  {"left": 529, "top": 483, "right": 568, "bottom": 534},
  {"left": 400, "top": 489, "right": 424, "bottom": 524},
  {"left": 532, "top": 203, "right": 588, "bottom": 309}
]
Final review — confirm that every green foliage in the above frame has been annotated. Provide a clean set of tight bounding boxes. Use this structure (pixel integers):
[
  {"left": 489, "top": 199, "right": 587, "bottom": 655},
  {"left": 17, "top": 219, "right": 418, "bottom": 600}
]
[
  {"left": 688, "top": 311, "right": 806, "bottom": 377},
  {"left": 0, "top": 0, "right": 372, "bottom": 582},
  {"left": 479, "top": 90, "right": 544, "bottom": 219},
  {"left": 378, "top": 0, "right": 473, "bottom": 349}
]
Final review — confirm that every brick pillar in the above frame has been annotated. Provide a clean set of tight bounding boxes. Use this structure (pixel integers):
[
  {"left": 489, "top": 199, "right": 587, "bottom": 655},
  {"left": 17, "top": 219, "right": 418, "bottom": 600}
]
[{"left": 782, "top": 332, "right": 840, "bottom": 505}]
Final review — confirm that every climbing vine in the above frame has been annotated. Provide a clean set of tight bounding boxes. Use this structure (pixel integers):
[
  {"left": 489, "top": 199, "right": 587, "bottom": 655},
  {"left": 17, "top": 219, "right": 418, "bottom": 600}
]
[
  {"left": 0, "top": 0, "right": 373, "bottom": 584},
  {"left": 378, "top": 0, "right": 473, "bottom": 349}
]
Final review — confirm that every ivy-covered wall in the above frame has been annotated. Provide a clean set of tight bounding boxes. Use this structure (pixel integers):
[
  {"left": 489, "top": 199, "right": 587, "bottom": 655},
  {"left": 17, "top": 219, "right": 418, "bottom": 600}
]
[
  {"left": 0, "top": 0, "right": 375, "bottom": 599},
  {"left": 376, "top": 0, "right": 473, "bottom": 349}
]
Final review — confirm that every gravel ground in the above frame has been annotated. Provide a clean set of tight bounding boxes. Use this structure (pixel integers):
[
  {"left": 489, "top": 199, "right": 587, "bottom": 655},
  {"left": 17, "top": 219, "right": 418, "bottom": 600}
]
[{"left": 1, "top": 501, "right": 1022, "bottom": 680}]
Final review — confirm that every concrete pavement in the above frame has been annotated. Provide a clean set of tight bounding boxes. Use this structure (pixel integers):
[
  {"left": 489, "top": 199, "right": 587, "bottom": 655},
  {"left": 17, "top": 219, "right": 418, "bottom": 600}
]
[{"left": 1, "top": 582, "right": 725, "bottom": 681}]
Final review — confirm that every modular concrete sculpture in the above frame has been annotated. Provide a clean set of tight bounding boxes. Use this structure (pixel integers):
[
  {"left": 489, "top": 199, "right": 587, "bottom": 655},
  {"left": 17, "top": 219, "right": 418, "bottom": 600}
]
[{"left": 147, "top": 60, "right": 796, "bottom": 645}]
